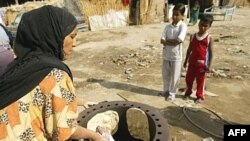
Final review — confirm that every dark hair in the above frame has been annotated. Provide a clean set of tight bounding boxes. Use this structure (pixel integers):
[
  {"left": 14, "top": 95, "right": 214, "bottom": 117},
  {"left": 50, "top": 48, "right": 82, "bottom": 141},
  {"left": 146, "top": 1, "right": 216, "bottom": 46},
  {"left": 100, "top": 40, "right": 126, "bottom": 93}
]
[
  {"left": 173, "top": 3, "right": 186, "bottom": 16},
  {"left": 200, "top": 14, "right": 214, "bottom": 25}
]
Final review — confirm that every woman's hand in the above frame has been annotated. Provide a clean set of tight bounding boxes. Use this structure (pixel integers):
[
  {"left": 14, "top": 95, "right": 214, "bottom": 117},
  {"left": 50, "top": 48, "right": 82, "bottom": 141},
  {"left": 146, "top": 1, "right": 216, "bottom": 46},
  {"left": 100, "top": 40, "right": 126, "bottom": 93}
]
[
  {"left": 91, "top": 133, "right": 103, "bottom": 141},
  {"left": 96, "top": 126, "right": 115, "bottom": 141}
]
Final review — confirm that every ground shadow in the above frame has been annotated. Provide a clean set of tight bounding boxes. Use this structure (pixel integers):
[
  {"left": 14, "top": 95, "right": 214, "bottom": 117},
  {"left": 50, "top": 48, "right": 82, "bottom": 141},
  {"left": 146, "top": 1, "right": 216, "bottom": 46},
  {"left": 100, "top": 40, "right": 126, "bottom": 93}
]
[
  {"left": 87, "top": 78, "right": 161, "bottom": 96},
  {"left": 87, "top": 78, "right": 187, "bottom": 99},
  {"left": 160, "top": 106, "right": 239, "bottom": 141}
]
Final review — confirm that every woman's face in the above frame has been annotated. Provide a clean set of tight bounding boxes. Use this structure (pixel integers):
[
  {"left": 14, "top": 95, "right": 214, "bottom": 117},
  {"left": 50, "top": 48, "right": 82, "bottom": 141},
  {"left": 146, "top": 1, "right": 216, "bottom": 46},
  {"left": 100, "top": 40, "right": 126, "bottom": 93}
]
[{"left": 63, "top": 28, "right": 77, "bottom": 60}]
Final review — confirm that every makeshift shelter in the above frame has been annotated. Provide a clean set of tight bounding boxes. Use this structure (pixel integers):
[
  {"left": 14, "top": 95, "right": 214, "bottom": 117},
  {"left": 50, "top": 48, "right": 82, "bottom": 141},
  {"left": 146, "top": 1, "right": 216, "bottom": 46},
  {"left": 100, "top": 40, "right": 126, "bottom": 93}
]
[
  {"left": 3, "top": 0, "right": 61, "bottom": 25},
  {"left": 138, "top": 0, "right": 165, "bottom": 24},
  {"left": 2, "top": 0, "right": 85, "bottom": 26},
  {"left": 80, "top": 0, "right": 129, "bottom": 31},
  {"left": 126, "top": 0, "right": 165, "bottom": 25},
  {"left": 80, "top": 0, "right": 166, "bottom": 30}
]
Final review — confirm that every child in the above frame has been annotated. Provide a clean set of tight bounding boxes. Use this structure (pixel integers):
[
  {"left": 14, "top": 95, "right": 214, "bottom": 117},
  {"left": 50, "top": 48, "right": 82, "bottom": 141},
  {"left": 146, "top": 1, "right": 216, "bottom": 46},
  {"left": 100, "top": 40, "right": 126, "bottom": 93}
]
[
  {"left": 183, "top": 14, "right": 214, "bottom": 104},
  {"left": 160, "top": 3, "right": 187, "bottom": 101}
]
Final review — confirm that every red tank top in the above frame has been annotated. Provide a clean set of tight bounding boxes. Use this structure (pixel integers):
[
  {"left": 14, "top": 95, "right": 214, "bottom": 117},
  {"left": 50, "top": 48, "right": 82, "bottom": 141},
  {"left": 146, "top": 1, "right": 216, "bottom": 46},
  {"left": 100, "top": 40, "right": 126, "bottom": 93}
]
[{"left": 188, "top": 33, "right": 210, "bottom": 67}]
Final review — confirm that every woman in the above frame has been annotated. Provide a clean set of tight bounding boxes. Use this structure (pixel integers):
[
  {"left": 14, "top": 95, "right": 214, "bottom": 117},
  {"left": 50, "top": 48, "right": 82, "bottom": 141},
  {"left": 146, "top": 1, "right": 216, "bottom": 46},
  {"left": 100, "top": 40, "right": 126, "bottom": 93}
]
[{"left": 0, "top": 6, "right": 105, "bottom": 141}]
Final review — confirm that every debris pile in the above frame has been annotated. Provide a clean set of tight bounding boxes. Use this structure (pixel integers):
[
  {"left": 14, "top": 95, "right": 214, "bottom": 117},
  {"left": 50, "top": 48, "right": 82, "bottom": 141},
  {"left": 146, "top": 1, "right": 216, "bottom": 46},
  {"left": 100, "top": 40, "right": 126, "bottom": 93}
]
[{"left": 111, "top": 48, "right": 158, "bottom": 80}]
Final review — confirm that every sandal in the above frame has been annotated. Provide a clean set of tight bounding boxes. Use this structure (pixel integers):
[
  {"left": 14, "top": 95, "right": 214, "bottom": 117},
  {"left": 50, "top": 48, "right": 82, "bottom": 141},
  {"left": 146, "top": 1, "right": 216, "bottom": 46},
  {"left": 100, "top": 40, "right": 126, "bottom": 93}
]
[
  {"left": 194, "top": 98, "right": 203, "bottom": 104},
  {"left": 158, "top": 91, "right": 169, "bottom": 97}
]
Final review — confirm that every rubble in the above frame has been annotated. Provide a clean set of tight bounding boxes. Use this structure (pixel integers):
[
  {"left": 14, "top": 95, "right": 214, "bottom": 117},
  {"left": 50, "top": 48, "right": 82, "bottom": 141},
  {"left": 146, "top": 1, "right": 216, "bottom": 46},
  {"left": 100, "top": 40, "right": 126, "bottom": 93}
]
[
  {"left": 111, "top": 50, "right": 156, "bottom": 68},
  {"left": 110, "top": 48, "right": 159, "bottom": 80},
  {"left": 209, "top": 66, "right": 248, "bottom": 79}
]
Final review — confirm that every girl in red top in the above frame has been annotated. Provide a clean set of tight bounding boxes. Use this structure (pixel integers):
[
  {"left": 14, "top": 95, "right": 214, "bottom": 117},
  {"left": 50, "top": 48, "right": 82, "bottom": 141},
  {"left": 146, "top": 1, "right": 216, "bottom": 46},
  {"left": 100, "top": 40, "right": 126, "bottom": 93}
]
[{"left": 183, "top": 14, "right": 214, "bottom": 103}]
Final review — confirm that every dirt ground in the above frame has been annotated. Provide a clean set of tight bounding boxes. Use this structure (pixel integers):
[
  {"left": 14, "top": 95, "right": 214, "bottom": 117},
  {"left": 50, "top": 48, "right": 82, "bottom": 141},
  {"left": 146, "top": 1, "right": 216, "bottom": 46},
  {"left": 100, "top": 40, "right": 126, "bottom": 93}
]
[{"left": 65, "top": 7, "right": 250, "bottom": 141}]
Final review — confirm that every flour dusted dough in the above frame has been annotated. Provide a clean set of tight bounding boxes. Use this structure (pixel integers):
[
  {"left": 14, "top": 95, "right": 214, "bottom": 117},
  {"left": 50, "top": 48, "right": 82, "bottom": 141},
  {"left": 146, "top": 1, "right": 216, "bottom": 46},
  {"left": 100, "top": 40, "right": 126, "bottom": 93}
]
[{"left": 87, "top": 110, "right": 119, "bottom": 135}]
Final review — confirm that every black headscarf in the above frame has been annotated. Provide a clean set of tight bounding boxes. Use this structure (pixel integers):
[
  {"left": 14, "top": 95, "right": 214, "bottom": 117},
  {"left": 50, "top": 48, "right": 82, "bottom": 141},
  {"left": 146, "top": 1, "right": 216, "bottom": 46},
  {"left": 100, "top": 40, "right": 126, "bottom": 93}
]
[{"left": 0, "top": 5, "right": 77, "bottom": 109}]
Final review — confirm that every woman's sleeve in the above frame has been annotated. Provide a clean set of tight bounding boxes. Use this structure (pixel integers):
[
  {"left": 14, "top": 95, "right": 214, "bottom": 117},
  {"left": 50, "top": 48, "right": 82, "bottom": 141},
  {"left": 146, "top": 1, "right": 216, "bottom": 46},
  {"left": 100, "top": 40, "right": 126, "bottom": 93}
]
[{"left": 43, "top": 69, "right": 78, "bottom": 140}]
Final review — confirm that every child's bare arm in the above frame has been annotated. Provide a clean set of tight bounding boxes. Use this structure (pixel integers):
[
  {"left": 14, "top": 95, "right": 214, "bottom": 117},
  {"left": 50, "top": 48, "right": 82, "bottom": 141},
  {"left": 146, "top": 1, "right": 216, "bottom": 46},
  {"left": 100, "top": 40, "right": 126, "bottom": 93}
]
[
  {"left": 207, "top": 36, "right": 213, "bottom": 71},
  {"left": 183, "top": 36, "right": 193, "bottom": 68}
]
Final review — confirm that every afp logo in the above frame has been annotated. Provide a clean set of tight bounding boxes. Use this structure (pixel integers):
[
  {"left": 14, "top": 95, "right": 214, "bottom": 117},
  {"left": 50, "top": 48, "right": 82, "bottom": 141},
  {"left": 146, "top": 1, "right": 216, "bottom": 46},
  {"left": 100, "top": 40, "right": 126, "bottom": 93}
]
[{"left": 224, "top": 125, "right": 250, "bottom": 141}]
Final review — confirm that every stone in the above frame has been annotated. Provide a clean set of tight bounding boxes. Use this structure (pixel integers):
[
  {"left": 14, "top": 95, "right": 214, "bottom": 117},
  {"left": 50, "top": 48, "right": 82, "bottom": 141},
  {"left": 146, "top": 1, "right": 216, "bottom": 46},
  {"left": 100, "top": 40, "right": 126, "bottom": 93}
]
[
  {"left": 125, "top": 68, "right": 132, "bottom": 74},
  {"left": 87, "top": 110, "right": 119, "bottom": 135},
  {"left": 203, "top": 137, "right": 214, "bottom": 141},
  {"left": 218, "top": 73, "right": 227, "bottom": 78},
  {"left": 233, "top": 75, "right": 243, "bottom": 80},
  {"left": 218, "top": 67, "right": 231, "bottom": 71},
  {"left": 126, "top": 108, "right": 150, "bottom": 141},
  {"left": 214, "top": 38, "right": 220, "bottom": 42}
]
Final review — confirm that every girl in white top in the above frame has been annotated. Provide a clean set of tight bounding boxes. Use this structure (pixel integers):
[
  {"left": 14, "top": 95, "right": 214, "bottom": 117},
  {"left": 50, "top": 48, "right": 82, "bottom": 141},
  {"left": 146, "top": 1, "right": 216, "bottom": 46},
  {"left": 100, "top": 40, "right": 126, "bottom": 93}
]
[{"left": 160, "top": 3, "right": 187, "bottom": 101}]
